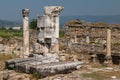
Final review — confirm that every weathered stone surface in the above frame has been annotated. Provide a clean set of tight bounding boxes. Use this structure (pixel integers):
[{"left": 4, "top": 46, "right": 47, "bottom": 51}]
[
  {"left": 15, "top": 56, "right": 60, "bottom": 73},
  {"left": 58, "top": 53, "right": 70, "bottom": 61},
  {"left": 5, "top": 55, "right": 59, "bottom": 69},
  {"left": 29, "top": 61, "right": 83, "bottom": 77},
  {"left": 5, "top": 57, "right": 83, "bottom": 78}
]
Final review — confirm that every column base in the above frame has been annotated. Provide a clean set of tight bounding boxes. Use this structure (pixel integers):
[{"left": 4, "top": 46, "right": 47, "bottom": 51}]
[
  {"left": 89, "top": 54, "right": 97, "bottom": 64},
  {"left": 104, "top": 56, "right": 113, "bottom": 66}
]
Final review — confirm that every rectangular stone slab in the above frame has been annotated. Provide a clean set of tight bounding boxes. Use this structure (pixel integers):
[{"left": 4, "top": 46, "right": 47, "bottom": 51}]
[{"left": 29, "top": 61, "right": 83, "bottom": 77}]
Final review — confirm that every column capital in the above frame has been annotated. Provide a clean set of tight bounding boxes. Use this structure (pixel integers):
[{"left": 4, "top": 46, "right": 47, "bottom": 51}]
[
  {"left": 44, "top": 6, "right": 64, "bottom": 17},
  {"left": 22, "top": 9, "right": 29, "bottom": 17}
]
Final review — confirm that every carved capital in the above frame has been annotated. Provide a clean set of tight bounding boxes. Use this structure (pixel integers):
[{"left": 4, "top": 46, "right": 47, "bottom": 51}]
[
  {"left": 44, "top": 6, "right": 64, "bottom": 17},
  {"left": 22, "top": 9, "right": 29, "bottom": 17}
]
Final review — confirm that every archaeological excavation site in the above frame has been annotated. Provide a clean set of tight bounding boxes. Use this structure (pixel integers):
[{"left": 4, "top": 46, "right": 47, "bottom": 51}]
[{"left": 0, "top": 6, "right": 120, "bottom": 80}]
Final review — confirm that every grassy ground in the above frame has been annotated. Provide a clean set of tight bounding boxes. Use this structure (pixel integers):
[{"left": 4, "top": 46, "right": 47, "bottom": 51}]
[
  {"left": 0, "top": 29, "right": 23, "bottom": 38},
  {"left": 0, "top": 29, "right": 64, "bottom": 38}
]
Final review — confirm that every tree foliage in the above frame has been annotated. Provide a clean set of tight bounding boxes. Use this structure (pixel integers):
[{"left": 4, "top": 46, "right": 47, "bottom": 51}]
[{"left": 30, "top": 19, "right": 37, "bottom": 29}]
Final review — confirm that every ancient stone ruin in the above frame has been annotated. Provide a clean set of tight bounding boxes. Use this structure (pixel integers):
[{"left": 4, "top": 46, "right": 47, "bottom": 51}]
[
  {"left": 33, "top": 6, "right": 64, "bottom": 55},
  {"left": 5, "top": 6, "right": 83, "bottom": 78},
  {"left": 63, "top": 19, "right": 120, "bottom": 65}
]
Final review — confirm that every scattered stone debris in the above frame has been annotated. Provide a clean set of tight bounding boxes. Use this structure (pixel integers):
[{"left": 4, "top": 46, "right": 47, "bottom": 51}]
[{"left": 0, "top": 70, "right": 35, "bottom": 80}]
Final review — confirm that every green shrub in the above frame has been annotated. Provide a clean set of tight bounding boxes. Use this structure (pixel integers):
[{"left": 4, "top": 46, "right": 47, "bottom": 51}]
[{"left": 59, "top": 30, "right": 64, "bottom": 38}]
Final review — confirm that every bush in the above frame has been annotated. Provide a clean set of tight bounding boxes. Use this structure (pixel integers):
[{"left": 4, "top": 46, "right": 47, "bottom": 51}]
[
  {"left": 30, "top": 19, "right": 37, "bottom": 29},
  {"left": 59, "top": 30, "right": 64, "bottom": 38}
]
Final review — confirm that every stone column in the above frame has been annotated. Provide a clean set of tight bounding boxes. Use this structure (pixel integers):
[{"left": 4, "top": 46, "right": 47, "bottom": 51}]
[
  {"left": 86, "top": 36, "right": 90, "bottom": 43},
  {"left": 22, "top": 9, "right": 30, "bottom": 58},
  {"left": 106, "top": 28, "right": 111, "bottom": 57},
  {"left": 52, "top": 16, "right": 59, "bottom": 53},
  {"left": 74, "top": 36, "right": 77, "bottom": 43},
  {"left": 55, "top": 38, "right": 59, "bottom": 53},
  {"left": 51, "top": 38, "right": 59, "bottom": 53},
  {"left": 104, "top": 28, "right": 112, "bottom": 66},
  {"left": 86, "top": 27, "right": 90, "bottom": 44},
  {"left": 54, "top": 16, "right": 59, "bottom": 38}
]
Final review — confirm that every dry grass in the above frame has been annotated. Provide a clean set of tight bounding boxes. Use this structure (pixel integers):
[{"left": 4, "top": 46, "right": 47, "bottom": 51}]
[
  {"left": 82, "top": 71, "right": 120, "bottom": 80},
  {"left": 81, "top": 60, "right": 120, "bottom": 80},
  {"left": 0, "top": 53, "right": 19, "bottom": 71},
  {"left": 0, "top": 53, "right": 18, "bottom": 61}
]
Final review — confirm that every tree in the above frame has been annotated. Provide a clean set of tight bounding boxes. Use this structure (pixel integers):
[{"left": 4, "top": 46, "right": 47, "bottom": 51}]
[{"left": 30, "top": 19, "right": 37, "bottom": 29}]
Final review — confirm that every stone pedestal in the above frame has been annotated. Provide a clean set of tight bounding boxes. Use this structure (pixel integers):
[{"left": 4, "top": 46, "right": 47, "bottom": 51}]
[{"left": 90, "top": 54, "right": 97, "bottom": 64}]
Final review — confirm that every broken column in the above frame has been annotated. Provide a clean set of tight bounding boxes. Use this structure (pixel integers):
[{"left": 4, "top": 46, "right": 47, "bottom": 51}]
[{"left": 22, "top": 9, "right": 30, "bottom": 58}]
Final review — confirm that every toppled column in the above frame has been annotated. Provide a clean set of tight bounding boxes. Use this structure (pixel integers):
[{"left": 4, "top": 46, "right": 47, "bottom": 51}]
[{"left": 22, "top": 9, "right": 30, "bottom": 58}]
